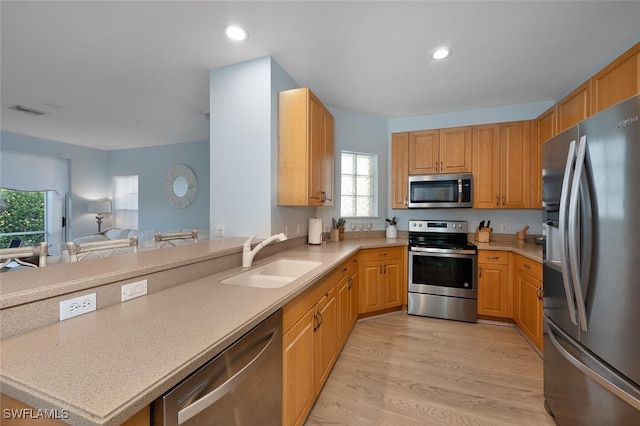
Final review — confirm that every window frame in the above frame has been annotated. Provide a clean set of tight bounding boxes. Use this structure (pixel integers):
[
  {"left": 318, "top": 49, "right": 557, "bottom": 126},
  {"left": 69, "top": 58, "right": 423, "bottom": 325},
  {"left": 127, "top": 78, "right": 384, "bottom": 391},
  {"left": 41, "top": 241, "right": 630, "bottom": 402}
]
[{"left": 339, "top": 150, "right": 378, "bottom": 218}]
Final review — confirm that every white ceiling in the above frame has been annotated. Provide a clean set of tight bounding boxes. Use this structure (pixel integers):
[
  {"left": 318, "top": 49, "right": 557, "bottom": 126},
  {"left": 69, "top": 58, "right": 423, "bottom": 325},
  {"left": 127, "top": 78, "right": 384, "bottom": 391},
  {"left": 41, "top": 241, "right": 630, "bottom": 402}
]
[{"left": 2, "top": 1, "right": 639, "bottom": 151}]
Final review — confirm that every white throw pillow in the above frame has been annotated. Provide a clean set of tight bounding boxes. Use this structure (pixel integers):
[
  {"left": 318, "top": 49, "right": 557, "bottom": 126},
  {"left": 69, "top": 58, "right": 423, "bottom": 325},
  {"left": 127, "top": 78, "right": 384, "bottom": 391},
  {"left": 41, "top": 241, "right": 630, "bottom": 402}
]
[{"left": 104, "top": 228, "right": 131, "bottom": 240}]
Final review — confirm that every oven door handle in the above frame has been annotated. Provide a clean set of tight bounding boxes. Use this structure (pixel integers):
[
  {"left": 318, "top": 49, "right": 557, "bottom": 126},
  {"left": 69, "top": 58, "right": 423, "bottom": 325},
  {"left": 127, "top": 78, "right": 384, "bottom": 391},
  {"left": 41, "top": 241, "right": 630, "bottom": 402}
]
[{"left": 410, "top": 247, "right": 477, "bottom": 255}]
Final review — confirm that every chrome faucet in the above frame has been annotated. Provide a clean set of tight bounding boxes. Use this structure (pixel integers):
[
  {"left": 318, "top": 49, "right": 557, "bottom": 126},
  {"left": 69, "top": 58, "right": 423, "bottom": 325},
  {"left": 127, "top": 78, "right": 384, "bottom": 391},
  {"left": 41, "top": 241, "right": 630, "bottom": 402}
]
[{"left": 242, "top": 232, "right": 288, "bottom": 267}]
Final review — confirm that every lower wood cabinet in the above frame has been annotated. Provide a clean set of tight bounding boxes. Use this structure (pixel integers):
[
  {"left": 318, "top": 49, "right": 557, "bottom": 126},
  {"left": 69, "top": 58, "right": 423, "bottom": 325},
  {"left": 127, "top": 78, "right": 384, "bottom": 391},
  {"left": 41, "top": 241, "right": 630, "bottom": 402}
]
[
  {"left": 477, "top": 250, "right": 511, "bottom": 318},
  {"left": 358, "top": 247, "right": 404, "bottom": 314},
  {"left": 337, "top": 262, "right": 358, "bottom": 351},
  {"left": 477, "top": 251, "right": 543, "bottom": 351},
  {"left": 514, "top": 254, "right": 544, "bottom": 350},
  {"left": 282, "top": 254, "right": 358, "bottom": 426}
]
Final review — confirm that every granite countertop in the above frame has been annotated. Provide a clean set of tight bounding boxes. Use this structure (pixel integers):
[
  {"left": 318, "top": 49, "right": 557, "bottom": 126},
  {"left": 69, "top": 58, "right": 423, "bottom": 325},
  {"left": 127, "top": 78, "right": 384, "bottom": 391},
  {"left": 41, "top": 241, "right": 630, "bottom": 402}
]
[{"left": 0, "top": 237, "right": 407, "bottom": 426}]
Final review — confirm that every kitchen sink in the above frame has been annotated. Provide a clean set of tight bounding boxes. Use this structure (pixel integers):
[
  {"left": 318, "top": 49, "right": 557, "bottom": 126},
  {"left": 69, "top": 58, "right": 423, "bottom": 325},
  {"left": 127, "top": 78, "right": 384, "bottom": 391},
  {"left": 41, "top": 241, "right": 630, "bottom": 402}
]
[{"left": 220, "top": 259, "right": 322, "bottom": 288}]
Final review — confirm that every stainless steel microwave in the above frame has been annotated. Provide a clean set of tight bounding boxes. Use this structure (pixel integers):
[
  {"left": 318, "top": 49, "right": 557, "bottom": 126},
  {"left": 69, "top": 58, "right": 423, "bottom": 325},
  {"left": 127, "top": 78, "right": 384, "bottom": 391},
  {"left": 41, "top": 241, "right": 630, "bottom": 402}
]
[{"left": 408, "top": 174, "right": 473, "bottom": 208}]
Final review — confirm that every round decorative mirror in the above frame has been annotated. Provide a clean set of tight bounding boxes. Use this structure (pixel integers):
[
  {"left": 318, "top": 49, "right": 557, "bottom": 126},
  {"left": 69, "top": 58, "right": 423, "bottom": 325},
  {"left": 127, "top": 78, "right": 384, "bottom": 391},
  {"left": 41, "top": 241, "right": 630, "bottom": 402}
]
[{"left": 164, "top": 165, "right": 198, "bottom": 208}]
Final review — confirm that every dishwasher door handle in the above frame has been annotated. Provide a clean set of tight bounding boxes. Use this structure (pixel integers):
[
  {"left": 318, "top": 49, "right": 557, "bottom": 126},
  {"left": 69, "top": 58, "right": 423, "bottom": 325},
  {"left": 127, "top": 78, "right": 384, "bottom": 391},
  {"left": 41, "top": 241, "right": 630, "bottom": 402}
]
[{"left": 177, "top": 327, "right": 279, "bottom": 425}]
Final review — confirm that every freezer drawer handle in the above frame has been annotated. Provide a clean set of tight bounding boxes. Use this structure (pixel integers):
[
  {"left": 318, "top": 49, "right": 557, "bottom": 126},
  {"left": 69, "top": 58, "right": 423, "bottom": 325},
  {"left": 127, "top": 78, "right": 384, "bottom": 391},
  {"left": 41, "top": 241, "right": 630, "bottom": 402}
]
[
  {"left": 548, "top": 323, "right": 640, "bottom": 411},
  {"left": 177, "top": 326, "right": 279, "bottom": 425}
]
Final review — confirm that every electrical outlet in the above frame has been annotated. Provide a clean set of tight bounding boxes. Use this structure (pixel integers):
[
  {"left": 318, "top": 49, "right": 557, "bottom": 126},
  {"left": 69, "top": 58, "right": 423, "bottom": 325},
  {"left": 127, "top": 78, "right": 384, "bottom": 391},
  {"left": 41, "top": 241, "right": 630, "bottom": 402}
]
[
  {"left": 60, "top": 293, "right": 96, "bottom": 321},
  {"left": 214, "top": 224, "right": 225, "bottom": 238},
  {"left": 121, "top": 280, "right": 148, "bottom": 302},
  {"left": 500, "top": 224, "right": 508, "bottom": 232},
  {"left": 297, "top": 223, "right": 300, "bottom": 235},
  {"left": 285, "top": 225, "right": 288, "bottom": 237}
]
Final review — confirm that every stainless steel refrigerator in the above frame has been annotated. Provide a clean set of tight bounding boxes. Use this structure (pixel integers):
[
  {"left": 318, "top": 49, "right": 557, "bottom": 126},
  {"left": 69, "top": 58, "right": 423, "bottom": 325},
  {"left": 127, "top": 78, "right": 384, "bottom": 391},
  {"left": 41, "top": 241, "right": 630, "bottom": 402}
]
[{"left": 542, "top": 94, "right": 640, "bottom": 424}]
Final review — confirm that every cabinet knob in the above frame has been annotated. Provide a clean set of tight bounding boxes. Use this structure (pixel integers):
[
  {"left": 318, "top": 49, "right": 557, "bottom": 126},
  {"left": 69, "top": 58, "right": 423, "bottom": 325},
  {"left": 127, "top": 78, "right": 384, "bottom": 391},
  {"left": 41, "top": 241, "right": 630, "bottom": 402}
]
[
  {"left": 479, "top": 267, "right": 482, "bottom": 278},
  {"left": 496, "top": 195, "right": 500, "bottom": 206},
  {"left": 502, "top": 196, "right": 506, "bottom": 206},
  {"left": 348, "top": 277, "right": 353, "bottom": 289}
]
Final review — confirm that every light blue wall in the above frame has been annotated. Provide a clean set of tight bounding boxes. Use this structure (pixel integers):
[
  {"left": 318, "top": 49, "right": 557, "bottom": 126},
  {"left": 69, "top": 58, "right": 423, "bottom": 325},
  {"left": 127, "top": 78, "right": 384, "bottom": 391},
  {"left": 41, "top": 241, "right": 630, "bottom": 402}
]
[
  {"left": 210, "top": 56, "right": 316, "bottom": 239},
  {"left": 1, "top": 130, "right": 210, "bottom": 239},
  {"left": 107, "top": 140, "right": 210, "bottom": 232},
  {"left": 0, "top": 130, "right": 108, "bottom": 239},
  {"left": 315, "top": 107, "right": 389, "bottom": 233}
]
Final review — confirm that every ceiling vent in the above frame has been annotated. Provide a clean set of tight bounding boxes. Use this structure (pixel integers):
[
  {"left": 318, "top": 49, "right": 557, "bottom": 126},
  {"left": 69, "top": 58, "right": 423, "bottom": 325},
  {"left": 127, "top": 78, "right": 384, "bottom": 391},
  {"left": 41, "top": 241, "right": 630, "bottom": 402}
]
[{"left": 9, "top": 105, "right": 46, "bottom": 116}]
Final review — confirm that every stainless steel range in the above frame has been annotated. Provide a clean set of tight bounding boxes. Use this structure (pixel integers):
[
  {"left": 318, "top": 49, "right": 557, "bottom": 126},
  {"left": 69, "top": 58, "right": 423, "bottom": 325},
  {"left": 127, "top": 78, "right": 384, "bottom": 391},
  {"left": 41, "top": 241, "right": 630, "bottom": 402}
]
[{"left": 407, "top": 219, "right": 478, "bottom": 323}]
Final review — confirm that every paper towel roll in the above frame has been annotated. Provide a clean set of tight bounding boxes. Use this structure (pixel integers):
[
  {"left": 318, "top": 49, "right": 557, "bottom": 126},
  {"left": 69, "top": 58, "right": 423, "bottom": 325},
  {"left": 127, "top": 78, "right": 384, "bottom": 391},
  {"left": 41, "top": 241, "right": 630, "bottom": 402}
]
[{"left": 308, "top": 218, "right": 323, "bottom": 245}]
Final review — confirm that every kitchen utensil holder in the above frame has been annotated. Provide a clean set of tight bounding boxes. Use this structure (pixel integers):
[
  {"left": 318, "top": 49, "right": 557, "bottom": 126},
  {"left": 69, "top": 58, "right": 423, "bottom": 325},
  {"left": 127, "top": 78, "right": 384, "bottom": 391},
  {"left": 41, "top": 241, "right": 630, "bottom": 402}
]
[
  {"left": 330, "top": 229, "right": 340, "bottom": 242},
  {"left": 475, "top": 229, "right": 491, "bottom": 243}
]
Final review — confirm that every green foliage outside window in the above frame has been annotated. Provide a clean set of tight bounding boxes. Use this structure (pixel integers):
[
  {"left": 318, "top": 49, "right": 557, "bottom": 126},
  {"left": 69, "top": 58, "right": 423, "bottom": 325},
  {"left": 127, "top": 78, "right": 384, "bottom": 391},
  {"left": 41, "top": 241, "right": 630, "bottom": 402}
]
[{"left": 0, "top": 188, "right": 45, "bottom": 247}]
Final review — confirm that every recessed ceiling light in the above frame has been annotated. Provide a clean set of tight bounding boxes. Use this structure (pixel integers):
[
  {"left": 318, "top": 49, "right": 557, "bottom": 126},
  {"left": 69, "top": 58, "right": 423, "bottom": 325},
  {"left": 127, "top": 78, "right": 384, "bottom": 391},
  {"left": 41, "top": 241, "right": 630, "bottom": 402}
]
[
  {"left": 430, "top": 47, "right": 452, "bottom": 61},
  {"left": 224, "top": 25, "right": 248, "bottom": 42}
]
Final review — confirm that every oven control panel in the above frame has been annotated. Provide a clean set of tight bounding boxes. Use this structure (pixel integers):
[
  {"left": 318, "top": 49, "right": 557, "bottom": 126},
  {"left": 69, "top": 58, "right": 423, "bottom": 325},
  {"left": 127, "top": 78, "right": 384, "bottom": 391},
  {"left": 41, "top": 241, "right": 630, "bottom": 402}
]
[{"left": 409, "top": 220, "right": 468, "bottom": 233}]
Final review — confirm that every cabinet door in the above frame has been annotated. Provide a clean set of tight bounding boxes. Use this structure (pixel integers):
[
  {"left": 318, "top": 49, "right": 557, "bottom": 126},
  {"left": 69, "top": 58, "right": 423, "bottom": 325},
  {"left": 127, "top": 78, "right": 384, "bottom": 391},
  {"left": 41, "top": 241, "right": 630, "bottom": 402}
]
[
  {"left": 382, "top": 260, "right": 403, "bottom": 308},
  {"left": 591, "top": 43, "right": 640, "bottom": 114},
  {"left": 321, "top": 108, "right": 334, "bottom": 206},
  {"left": 439, "top": 126, "right": 472, "bottom": 174},
  {"left": 472, "top": 124, "right": 501, "bottom": 208},
  {"left": 283, "top": 309, "right": 315, "bottom": 426},
  {"left": 532, "top": 107, "right": 556, "bottom": 208},
  {"left": 337, "top": 273, "right": 358, "bottom": 350},
  {"left": 501, "top": 121, "right": 531, "bottom": 209},
  {"left": 391, "top": 132, "right": 409, "bottom": 209},
  {"left": 478, "top": 262, "right": 510, "bottom": 318},
  {"left": 359, "top": 261, "right": 382, "bottom": 313},
  {"left": 314, "top": 288, "right": 337, "bottom": 392},
  {"left": 308, "top": 93, "right": 325, "bottom": 206},
  {"left": 516, "top": 271, "right": 544, "bottom": 350},
  {"left": 557, "top": 81, "right": 591, "bottom": 133},
  {"left": 408, "top": 130, "right": 439, "bottom": 174}
]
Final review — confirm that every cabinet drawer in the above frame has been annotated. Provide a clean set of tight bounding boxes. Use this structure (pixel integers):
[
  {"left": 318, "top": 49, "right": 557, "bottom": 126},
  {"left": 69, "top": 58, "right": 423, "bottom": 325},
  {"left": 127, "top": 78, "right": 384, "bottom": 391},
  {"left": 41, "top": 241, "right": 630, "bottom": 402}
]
[
  {"left": 478, "top": 250, "right": 509, "bottom": 265},
  {"left": 336, "top": 255, "right": 358, "bottom": 280},
  {"left": 360, "top": 247, "right": 404, "bottom": 263},
  {"left": 516, "top": 255, "right": 542, "bottom": 281}
]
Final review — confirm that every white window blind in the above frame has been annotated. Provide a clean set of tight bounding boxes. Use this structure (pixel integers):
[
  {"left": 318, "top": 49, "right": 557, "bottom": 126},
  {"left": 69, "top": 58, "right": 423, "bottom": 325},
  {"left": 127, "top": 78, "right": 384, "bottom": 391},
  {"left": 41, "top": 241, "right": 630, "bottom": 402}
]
[
  {"left": 340, "top": 151, "right": 377, "bottom": 217},
  {"left": 113, "top": 176, "right": 138, "bottom": 229},
  {"left": 0, "top": 151, "right": 69, "bottom": 197}
]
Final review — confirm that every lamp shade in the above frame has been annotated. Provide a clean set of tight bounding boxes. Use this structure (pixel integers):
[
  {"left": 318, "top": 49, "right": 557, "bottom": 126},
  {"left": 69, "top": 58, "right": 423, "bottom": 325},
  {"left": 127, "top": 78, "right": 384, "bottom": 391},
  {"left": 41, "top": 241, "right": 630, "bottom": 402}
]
[{"left": 88, "top": 200, "right": 112, "bottom": 214}]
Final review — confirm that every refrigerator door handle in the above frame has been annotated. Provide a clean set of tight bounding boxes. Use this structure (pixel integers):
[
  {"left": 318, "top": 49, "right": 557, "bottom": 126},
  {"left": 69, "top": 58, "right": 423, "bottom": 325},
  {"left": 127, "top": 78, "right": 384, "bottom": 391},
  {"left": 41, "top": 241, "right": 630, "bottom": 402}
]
[
  {"left": 568, "top": 135, "right": 589, "bottom": 331},
  {"left": 559, "top": 139, "right": 578, "bottom": 325},
  {"left": 547, "top": 320, "right": 640, "bottom": 411}
]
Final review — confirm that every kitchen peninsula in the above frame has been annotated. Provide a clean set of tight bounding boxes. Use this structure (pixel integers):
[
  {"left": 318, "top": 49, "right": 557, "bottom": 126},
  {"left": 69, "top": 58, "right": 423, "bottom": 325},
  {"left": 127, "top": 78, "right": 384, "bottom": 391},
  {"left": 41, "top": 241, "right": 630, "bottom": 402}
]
[{"left": 0, "top": 236, "right": 407, "bottom": 425}]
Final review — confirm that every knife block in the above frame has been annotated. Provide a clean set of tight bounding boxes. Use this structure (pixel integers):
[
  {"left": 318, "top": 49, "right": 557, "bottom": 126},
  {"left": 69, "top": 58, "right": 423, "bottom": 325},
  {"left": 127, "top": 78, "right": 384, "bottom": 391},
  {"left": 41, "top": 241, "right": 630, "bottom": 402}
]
[{"left": 474, "top": 228, "right": 491, "bottom": 243}]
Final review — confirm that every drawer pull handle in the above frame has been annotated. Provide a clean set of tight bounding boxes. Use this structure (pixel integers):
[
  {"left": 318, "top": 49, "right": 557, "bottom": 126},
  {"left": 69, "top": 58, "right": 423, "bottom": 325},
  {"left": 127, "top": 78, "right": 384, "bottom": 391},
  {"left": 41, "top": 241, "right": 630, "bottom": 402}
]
[
  {"left": 525, "top": 264, "right": 532, "bottom": 269},
  {"left": 486, "top": 256, "right": 499, "bottom": 260}
]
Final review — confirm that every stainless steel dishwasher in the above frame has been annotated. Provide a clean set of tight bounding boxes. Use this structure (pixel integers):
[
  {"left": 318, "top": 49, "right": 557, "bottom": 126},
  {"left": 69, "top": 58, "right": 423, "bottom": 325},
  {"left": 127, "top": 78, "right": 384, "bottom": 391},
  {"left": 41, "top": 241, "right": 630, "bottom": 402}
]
[{"left": 153, "top": 310, "right": 282, "bottom": 426}]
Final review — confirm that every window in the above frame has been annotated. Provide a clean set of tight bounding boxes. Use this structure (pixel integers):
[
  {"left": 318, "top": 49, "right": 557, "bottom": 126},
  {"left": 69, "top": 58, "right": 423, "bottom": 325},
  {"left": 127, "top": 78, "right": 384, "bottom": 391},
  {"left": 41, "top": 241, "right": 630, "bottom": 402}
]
[
  {"left": 0, "top": 188, "right": 46, "bottom": 247},
  {"left": 113, "top": 176, "right": 138, "bottom": 229},
  {"left": 340, "top": 151, "right": 377, "bottom": 217}
]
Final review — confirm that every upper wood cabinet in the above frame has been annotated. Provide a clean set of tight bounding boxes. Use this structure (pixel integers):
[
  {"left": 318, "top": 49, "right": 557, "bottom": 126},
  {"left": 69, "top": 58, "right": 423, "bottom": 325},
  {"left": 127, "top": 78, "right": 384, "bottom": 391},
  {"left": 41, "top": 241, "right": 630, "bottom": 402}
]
[
  {"left": 472, "top": 124, "right": 501, "bottom": 209},
  {"left": 472, "top": 121, "right": 531, "bottom": 209},
  {"left": 391, "top": 132, "right": 409, "bottom": 209},
  {"left": 591, "top": 42, "right": 640, "bottom": 114},
  {"left": 531, "top": 106, "right": 556, "bottom": 209},
  {"left": 557, "top": 81, "right": 591, "bottom": 133},
  {"left": 408, "top": 126, "right": 472, "bottom": 175},
  {"left": 278, "top": 87, "right": 334, "bottom": 207}
]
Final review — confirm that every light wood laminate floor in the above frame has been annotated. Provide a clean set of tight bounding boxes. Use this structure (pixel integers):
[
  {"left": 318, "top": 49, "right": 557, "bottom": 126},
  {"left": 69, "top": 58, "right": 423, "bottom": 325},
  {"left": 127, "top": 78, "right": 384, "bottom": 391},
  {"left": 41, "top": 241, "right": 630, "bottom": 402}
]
[{"left": 306, "top": 312, "right": 555, "bottom": 426}]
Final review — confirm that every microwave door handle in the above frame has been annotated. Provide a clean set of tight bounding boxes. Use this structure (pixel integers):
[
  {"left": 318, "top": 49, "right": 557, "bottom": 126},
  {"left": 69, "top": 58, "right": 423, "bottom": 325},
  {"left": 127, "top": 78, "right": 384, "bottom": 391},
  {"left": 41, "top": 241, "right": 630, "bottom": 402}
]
[
  {"left": 568, "top": 135, "right": 589, "bottom": 332},
  {"left": 559, "top": 139, "right": 579, "bottom": 326},
  {"left": 458, "top": 179, "right": 462, "bottom": 203}
]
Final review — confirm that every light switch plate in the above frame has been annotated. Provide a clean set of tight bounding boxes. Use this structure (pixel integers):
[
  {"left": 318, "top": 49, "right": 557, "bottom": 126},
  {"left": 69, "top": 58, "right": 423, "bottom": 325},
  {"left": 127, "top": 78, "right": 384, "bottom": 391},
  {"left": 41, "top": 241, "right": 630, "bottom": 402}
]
[{"left": 121, "top": 280, "right": 148, "bottom": 302}]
